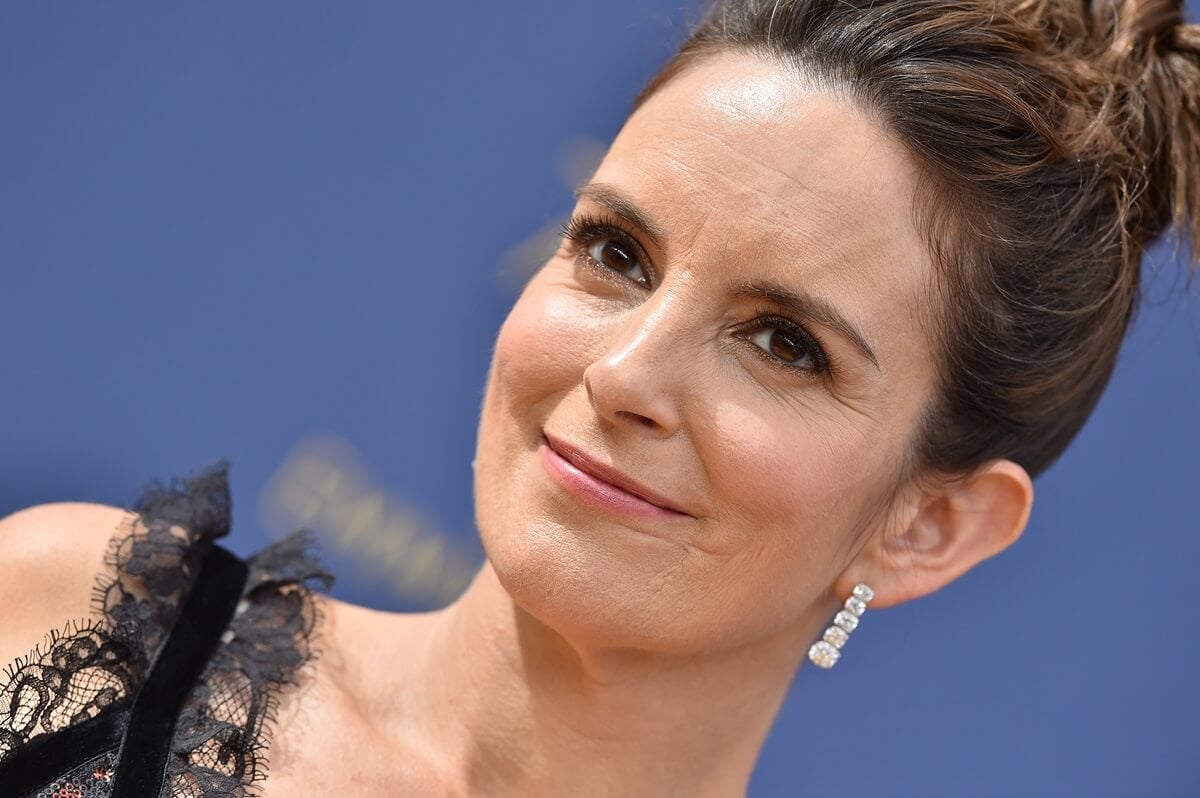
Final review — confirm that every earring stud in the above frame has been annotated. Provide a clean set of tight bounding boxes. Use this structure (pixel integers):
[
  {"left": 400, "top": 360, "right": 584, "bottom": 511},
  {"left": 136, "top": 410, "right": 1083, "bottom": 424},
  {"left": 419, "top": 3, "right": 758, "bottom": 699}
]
[{"left": 808, "top": 582, "right": 874, "bottom": 669}]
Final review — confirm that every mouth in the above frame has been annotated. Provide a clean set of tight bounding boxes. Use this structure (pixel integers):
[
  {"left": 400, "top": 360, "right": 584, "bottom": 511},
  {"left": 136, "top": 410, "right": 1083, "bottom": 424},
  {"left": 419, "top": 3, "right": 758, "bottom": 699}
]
[{"left": 539, "top": 432, "right": 692, "bottom": 521}]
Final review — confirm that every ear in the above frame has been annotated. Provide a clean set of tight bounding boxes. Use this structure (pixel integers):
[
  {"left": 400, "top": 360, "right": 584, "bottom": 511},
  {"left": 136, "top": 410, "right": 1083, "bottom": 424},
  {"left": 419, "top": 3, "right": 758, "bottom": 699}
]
[{"left": 835, "top": 459, "right": 1034, "bottom": 610}]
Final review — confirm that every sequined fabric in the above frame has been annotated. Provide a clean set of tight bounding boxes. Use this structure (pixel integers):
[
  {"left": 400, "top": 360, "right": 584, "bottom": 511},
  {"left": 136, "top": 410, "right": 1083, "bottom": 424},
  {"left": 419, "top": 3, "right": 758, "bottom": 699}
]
[{"left": 32, "top": 752, "right": 115, "bottom": 798}]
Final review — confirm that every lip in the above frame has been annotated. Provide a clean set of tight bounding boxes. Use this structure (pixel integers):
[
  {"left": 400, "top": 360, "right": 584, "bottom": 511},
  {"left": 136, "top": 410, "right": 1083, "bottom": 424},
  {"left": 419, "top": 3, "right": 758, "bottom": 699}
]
[{"left": 540, "top": 432, "right": 692, "bottom": 519}]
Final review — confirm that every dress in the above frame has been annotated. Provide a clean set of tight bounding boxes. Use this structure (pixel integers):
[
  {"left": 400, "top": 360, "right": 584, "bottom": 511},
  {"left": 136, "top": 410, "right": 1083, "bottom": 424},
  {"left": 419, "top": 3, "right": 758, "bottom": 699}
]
[{"left": 0, "top": 460, "right": 334, "bottom": 798}]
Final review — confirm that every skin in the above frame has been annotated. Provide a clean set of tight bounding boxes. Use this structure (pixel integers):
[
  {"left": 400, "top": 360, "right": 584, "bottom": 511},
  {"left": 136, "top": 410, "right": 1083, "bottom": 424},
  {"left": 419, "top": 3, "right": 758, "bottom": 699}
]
[
  {"left": 294, "top": 50, "right": 1030, "bottom": 796},
  {"left": 0, "top": 49, "right": 1035, "bottom": 798},
  {"left": 307, "top": 50, "right": 1031, "bottom": 796}
]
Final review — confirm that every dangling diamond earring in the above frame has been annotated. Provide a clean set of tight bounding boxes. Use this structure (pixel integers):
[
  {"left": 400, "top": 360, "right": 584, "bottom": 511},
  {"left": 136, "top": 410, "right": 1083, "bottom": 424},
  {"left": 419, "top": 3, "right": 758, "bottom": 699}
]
[{"left": 807, "top": 582, "right": 875, "bottom": 669}]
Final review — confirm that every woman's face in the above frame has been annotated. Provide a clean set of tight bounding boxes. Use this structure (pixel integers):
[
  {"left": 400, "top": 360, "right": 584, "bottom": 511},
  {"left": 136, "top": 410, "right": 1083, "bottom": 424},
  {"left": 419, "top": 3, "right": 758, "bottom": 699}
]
[{"left": 473, "top": 50, "right": 938, "bottom": 656}]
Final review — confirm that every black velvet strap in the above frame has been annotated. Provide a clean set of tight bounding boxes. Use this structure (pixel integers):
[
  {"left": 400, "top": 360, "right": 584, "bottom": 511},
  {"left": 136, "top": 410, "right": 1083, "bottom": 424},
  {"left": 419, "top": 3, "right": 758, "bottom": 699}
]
[
  {"left": 0, "top": 703, "right": 127, "bottom": 798},
  {"left": 110, "top": 544, "right": 248, "bottom": 798}
]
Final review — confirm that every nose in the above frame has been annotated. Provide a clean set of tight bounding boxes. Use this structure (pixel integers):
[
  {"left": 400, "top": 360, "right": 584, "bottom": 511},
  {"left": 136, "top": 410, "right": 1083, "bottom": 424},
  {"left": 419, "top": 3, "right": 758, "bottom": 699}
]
[{"left": 582, "top": 297, "right": 686, "bottom": 437}]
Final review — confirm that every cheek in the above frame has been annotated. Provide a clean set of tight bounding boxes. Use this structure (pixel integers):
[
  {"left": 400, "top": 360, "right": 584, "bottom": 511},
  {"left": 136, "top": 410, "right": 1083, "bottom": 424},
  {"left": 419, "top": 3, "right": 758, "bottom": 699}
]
[
  {"left": 690, "top": 402, "right": 891, "bottom": 640},
  {"left": 707, "top": 396, "right": 886, "bottom": 540},
  {"left": 491, "top": 278, "right": 606, "bottom": 407}
]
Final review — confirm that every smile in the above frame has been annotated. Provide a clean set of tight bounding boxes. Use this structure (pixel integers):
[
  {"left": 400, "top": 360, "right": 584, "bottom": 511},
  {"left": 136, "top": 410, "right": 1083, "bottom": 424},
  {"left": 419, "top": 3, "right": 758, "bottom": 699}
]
[{"left": 538, "top": 433, "right": 691, "bottom": 522}]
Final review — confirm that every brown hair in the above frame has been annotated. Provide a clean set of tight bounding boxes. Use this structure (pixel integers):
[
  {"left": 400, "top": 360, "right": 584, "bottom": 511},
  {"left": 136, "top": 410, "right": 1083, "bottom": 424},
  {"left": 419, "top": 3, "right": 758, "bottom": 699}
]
[{"left": 633, "top": 0, "right": 1200, "bottom": 481}]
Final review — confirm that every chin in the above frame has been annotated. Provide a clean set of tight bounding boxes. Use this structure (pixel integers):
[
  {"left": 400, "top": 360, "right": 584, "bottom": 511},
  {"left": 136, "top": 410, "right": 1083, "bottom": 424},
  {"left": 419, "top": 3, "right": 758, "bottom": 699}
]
[
  {"left": 476, "top": 489, "right": 641, "bottom": 648},
  {"left": 474, "top": 481, "right": 719, "bottom": 655}
]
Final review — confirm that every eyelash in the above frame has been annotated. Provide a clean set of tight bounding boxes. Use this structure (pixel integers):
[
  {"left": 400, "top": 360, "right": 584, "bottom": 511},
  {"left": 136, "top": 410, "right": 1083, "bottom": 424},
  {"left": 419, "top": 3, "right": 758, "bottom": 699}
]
[
  {"left": 558, "top": 212, "right": 652, "bottom": 284},
  {"left": 557, "top": 212, "right": 838, "bottom": 380},
  {"left": 740, "top": 305, "right": 835, "bottom": 378}
]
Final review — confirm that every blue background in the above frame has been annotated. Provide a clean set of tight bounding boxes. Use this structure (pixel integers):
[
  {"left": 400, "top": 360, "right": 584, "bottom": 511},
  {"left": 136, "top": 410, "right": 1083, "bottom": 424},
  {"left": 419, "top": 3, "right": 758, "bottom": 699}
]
[{"left": 2, "top": 3, "right": 1197, "bottom": 796}]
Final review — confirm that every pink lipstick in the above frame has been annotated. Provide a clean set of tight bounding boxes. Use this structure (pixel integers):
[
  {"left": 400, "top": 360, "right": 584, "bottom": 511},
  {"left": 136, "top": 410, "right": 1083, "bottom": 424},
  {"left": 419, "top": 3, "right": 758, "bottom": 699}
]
[{"left": 539, "top": 434, "right": 690, "bottom": 521}]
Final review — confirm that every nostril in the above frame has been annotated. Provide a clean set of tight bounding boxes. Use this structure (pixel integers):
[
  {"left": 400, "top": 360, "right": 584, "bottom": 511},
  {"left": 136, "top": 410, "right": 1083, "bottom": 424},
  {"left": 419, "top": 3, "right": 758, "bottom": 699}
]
[
  {"left": 586, "top": 363, "right": 681, "bottom": 435},
  {"left": 619, "top": 411, "right": 657, "bottom": 428}
]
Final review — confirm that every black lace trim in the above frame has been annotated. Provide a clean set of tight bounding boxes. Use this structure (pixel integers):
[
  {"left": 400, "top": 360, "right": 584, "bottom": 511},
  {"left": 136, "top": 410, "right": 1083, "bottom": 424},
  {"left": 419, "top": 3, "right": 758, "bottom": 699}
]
[
  {"left": 0, "top": 620, "right": 139, "bottom": 763},
  {"left": 0, "top": 460, "right": 333, "bottom": 798}
]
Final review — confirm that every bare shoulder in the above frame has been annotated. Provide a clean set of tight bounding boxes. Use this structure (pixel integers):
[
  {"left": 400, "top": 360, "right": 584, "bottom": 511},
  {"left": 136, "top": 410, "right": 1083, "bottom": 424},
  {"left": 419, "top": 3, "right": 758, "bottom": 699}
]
[
  {"left": 260, "top": 596, "right": 452, "bottom": 797},
  {"left": 0, "top": 501, "right": 132, "bottom": 670}
]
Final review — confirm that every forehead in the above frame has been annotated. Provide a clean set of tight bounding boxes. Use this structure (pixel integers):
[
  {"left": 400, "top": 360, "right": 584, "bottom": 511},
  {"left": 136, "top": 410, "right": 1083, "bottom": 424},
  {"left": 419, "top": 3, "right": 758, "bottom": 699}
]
[{"left": 591, "top": 51, "right": 935, "bottom": 376}]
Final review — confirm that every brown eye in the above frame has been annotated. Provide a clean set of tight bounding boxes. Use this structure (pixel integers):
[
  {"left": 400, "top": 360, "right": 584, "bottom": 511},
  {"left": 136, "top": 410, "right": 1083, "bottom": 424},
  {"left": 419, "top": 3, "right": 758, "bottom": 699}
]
[
  {"left": 746, "top": 327, "right": 817, "bottom": 370},
  {"left": 586, "top": 237, "right": 649, "bottom": 286}
]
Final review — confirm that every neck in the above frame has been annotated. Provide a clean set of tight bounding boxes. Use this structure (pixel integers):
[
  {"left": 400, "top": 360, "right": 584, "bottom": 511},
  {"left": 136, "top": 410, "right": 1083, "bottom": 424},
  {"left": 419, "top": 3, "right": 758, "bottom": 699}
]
[{"left": 366, "top": 562, "right": 815, "bottom": 798}]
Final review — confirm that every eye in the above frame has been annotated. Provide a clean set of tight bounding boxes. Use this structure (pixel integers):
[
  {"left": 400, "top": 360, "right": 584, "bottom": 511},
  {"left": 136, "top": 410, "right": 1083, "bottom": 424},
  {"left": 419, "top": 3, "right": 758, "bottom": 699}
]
[
  {"left": 736, "top": 312, "right": 832, "bottom": 376},
  {"left": 558, "top": 212, "right": 653, "bottom": 288},
  {"left": 583, "top": 237, "right": 650, "bottom": 287},
  {"left": 746, "top": 327, "right": 816, "bottom": 369}
]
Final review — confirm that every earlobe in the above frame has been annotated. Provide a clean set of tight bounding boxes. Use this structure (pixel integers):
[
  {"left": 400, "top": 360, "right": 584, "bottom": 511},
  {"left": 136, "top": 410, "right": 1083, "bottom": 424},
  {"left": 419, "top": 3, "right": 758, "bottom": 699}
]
[{"left": 842, "top": 459, "right": 1034, "bottom": 610}]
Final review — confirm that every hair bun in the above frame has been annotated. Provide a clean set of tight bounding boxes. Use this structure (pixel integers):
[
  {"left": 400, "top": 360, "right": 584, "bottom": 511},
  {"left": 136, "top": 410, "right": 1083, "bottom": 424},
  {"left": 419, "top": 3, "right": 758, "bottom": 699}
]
[
  {"left": 1088, "top": 0, "right": 1200, "bottom": 266},
  {"left": 1106, "top": 0, "right": 1184, "bottom": 53},
  {"left": 1171, "top": 16, "right": 1200, "bottom": 53}
]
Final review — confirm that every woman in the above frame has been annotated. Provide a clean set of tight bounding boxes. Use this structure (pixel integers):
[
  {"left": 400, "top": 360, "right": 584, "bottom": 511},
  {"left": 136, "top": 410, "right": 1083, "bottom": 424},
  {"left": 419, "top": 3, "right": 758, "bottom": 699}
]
[{"left": 1, "top": 0, "right": 1196, "bottom": 794}]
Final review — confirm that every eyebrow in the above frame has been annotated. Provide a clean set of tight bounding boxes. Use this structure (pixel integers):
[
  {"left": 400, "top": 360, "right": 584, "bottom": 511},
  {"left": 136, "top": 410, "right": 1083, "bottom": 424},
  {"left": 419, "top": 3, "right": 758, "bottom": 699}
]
[
  {"left": 731, "top": 280, "right": 880, "bottom": 370},
  {"left": 575, "top": 181, "right": 669, "bottom": 253},
  {"left": 573, "top": 181, "right": 881, "bottom": 371}
]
